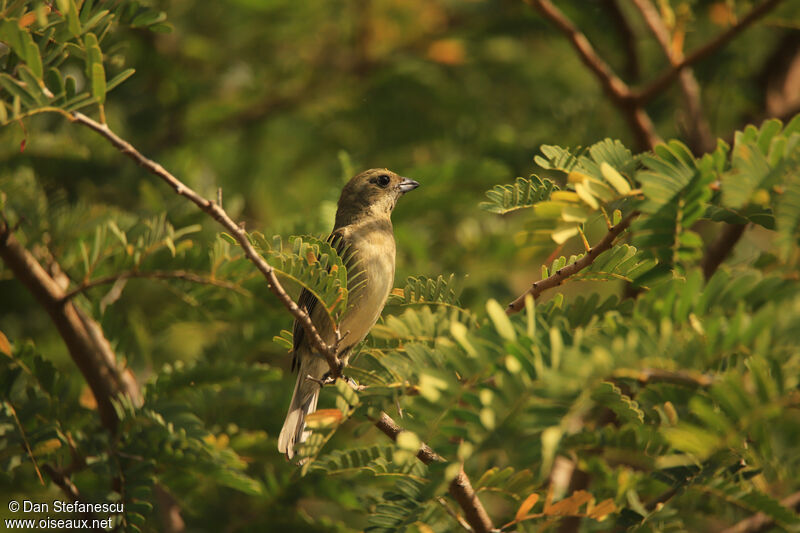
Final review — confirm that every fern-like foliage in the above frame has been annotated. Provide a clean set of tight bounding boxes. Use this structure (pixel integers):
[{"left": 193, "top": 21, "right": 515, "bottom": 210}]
[
  {"left": 633, "top": 140, "right": 714, "bottom": 267},
  {"left": 505, "top": 138, "right": 639, "bottom": 248},
  {"left": 720, "top": 117, "right": 800, "bottom": 210},
  {"left": 310, "top": 445, "right": 398, "bottom": 476},
  {"left": 386, "top": 274, "right": 465, "bottom": 307},
  {"left": 479, "top": 175, "right": 559, "bottom": 214},
  {"left": 535, "top": 138, "right": 637, "bottom": 178},
  {"left": 0, "top": 0, "right": 166, "bottom": 124},
  {"left": 244, "top": 233, "right": 350, "bottom": 320}
]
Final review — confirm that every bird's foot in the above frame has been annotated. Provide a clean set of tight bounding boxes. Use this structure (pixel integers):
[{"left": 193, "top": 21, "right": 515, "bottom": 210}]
[
  {"left": 305, "top": 372, "right": 364, "bottom": 391},
  {"left": 305, "top": 373, "right": 336, "bottom": 387}
]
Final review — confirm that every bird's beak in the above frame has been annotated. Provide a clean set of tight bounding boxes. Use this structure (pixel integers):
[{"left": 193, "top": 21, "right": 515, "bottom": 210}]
[{"left": 397, "top": 177, "right": 420, "bottom": 194}]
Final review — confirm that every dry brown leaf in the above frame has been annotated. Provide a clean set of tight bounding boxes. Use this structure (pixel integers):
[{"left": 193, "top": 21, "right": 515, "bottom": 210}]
[
  {"left": 587, "top": 498, "right": 617, "bottom": 520},
  {"left": 427, "top": 39, "right": 465, "bottom": 65},
  {"left": 305, "top": 408, "right": 343, "bottom": 429},
  {"left": 0, "top": 330, "right": 11, "bottom": 356},
  {"left": 545, "top": 489, "right": 592, "bottom": 516},
  {"left": 516, "top": 493, "right": 540, "bottom": 521}
]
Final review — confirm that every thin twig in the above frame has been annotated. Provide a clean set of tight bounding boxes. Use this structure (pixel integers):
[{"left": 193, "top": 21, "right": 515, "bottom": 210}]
[
  {"left": 437, "top": 497, "right": 474, "bottom": 532},
  {"left": 631, "top": 0, "right": 714, "bottom": 154},
  {"left": 611, "top": 368, "right": 715, "bottom": 388},
  {"left": 70, "top": 112, "right": 342, "bottom": 378},
  {"left": 373, "top": 411, "right": 496, "bottom": 533},
  {"left": 505, "top": 212, "right": 639, "bottom": 314},
  {"left": 41, "top": 465, "right": 106, "bottom": 533},
  {"left": 635, "top": 0, "right": 786, "bottom": 103},
  {"left": 62, "top": 269, "right": 250, "bottom": 301},
  {"left": 5, "top": 400, "right": 44, "bottom": 485},
  {"left": 720, "top": 491, "right": 800, "bottom": 533},
  {"left": 523, "top": 0, "right": 661, "bottom": 150}
]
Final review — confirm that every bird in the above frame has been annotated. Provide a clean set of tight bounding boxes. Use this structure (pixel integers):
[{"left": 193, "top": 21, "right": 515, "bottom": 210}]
[{"left": 278, "top": 168, "right": 419, "bottom": 460}]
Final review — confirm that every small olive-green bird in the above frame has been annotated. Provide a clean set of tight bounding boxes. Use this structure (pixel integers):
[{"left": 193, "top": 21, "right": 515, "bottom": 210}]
[{"left": 278, "top": 169, "right": 419, "bottom": 459}]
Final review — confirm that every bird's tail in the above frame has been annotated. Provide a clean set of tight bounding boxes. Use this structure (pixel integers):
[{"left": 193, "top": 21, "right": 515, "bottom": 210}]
[{"left": 278, "top": 353, "right": 326, "bottom": 460}]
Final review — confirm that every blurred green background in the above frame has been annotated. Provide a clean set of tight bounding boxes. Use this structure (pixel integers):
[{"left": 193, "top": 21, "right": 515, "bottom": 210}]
[{"left": 1, "top": 0, "right": 798, "bottom": 530}]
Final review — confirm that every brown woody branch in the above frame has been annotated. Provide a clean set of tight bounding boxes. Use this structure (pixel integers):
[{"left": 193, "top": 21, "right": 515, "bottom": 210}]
[
  {"left": 506, "top": 211, "right": 639, "bottom": 314},
  {"left": 635, "top": 0, "right": 786, "bottom": 103},
  {"left": 523, "top": 0, "right": 661, "bottom": 150},
  {"left": 62, "top": 269, "right": 250, "bottom": 301},
  {"left": 69, "top": 112, "right": 494, "bottom": 533},
  {"left": 0, "top": 223, "right": 139, "bottom": 431},
  {"left": 602, "top": 0, "right": 639, "bottom": 82},
  {"left": 525, "top": 0, "right": 783, "bottom": 152},
  {"left": 70, "top": 112, "right": 344, "bottom": 378},
  {"left": 701, "top": 223, "right": 747, "bottom": 280},
  {"left": 374, "top": 412, "right": 496, "bottom": 533},
  {"left": 631, "top": 0, "right": 714, "bottom": 154}
]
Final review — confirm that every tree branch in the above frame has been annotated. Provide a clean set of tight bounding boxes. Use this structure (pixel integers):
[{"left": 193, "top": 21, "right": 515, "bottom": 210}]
[
  {"left": 635, "top": 0, "right": 786, "bottom": 104},
  {"left": 631, "top": 0, "right": 715, "bottom": 154},
  {"left": 701, "top": 223, "right": 747, "bottom": 280},
  {"left": 601, "top": 0, "right": 640, "bottom": 82},
  {"left": 0, "top": 224, "right": 137, "bottom": 431},
  {"left": 505, "top": 211, "right": 639, "bottom": 314},
  {"left": 69, "top": 112, "right": 343, "bottom": 378},
  {"left": 523, "top": 0, "right": 661, "bottom": 150},
  {"left": 374, "top": 412, "right": 496, "bottom": 533},
  {"left": 62, "top": 269, "right": 250, "bottom": 301}
]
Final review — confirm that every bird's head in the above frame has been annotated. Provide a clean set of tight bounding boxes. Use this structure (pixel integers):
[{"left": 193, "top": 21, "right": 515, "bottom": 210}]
[{"left": 335, "top": 168, "right": 419, "bottom": 227}]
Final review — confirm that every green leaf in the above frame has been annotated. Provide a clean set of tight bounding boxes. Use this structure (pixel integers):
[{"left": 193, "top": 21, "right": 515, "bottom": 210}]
[
  {"left": 593, "top": 382, "right": 645, "bottom": 425},
  {"left": 480, "top": 175, "right": 558, "bottom": 214},
  {"left": 132, "top": 10, "right": 168, "bottom": 28},
  {"left": 0, "top": 73, "right": 38, "bottom": 107},
  {"left": 23, "top": 38, "right": 43, "bottom": 80},
  {"left": 486, "top": 299, "right": 515, "bottom": 341},
  {"left": 56, "top": 0, "right": 81, "bottom": 37},
  {"left": 106, "top": 68, "right": 135, "bottom": 92},
  {"left": 385, "top": 274, "right": 465, "bottom": 312},
  {"left": 91, "top": 61, "right": 106, "bottom": 103}
]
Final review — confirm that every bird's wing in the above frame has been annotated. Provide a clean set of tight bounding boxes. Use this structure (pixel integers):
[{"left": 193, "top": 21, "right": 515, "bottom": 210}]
[{"left": 291, "top": 227, "right": 349, "bottom": 371}]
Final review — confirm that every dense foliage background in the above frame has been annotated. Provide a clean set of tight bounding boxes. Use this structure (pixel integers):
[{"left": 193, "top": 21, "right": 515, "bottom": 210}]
[{"left": 1, "top": 0, "right": 800, "bottom": 531}]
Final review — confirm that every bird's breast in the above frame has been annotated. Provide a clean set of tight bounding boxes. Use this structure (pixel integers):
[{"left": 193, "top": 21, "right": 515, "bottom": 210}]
[{"left": 339, "top": 226, "right": 396, "bottom": 349}]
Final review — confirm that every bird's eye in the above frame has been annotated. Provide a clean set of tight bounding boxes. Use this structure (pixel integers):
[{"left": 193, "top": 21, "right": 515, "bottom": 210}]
[{"left": 376, "top": 174, "right": 391, "bottom": 187}]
